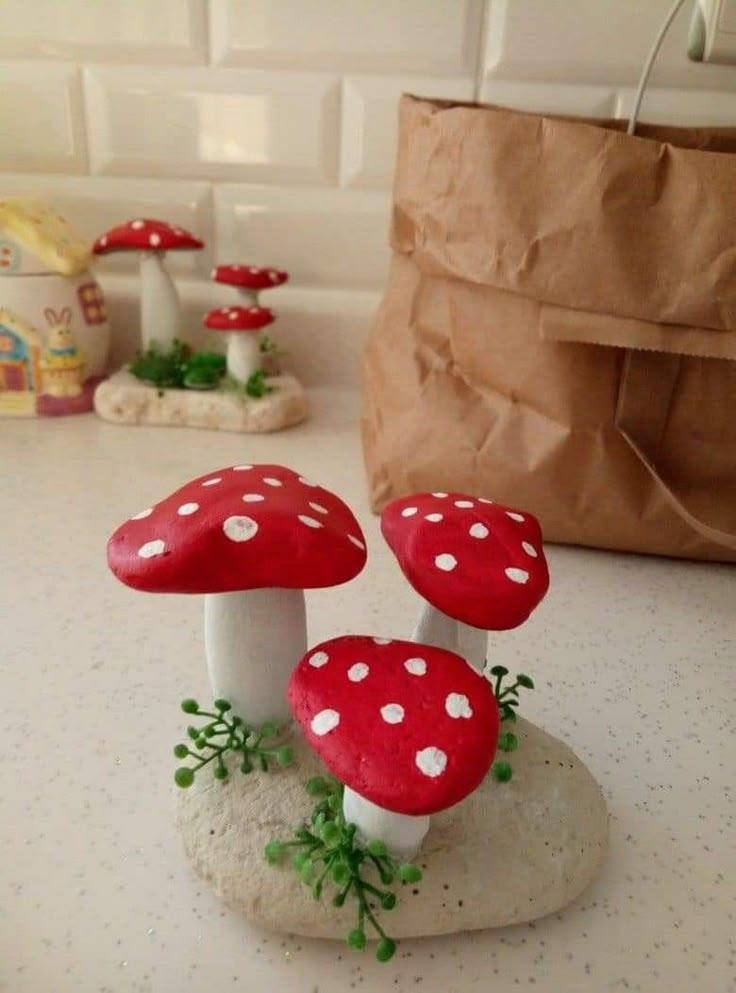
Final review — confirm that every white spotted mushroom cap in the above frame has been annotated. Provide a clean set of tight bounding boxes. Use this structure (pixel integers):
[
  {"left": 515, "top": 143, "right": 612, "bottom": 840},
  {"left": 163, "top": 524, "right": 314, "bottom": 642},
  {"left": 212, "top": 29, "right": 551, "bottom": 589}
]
[
  {"left": 211, "top": 264, "right": 288, "bottom": 290},
  {"left": 106, "top": 464, "right": 367, "bottom": 594},
  {"left": 381, "top": 493, "right": 549, "bottom": 631},
  {"left": 288, "top": 636, "right": 499, "bottom": 816},
  {"left": 93, "top": 218, "right": 204, "bottom": 255}
]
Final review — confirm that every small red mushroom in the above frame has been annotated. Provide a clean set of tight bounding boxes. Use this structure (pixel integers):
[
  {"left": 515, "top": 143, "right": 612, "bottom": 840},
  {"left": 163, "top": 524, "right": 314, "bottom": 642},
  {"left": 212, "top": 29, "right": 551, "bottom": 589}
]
[
  {"left": 381, "top": 493, "right": 549, "bottom": 671},
  {"left": 107, "top": 464, "right": 367, "bottom": 725},
  {"left": 212, "top": 264, "right": 289, "bottom": 307},
  {"left": 93, "top": 218, "right": 204, "bottom": 350},
  {"left": 203, "top": 305, "right": 275, "bottom": 384},
  {"left": 288, "top": 635, "right": 499, "bottom": 857}
]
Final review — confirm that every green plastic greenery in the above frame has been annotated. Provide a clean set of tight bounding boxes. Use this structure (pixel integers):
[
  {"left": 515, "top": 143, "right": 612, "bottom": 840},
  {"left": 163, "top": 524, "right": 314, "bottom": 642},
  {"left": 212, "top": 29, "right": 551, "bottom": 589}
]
[
  {"left": 129, "top": 340, "right": 226, "bottom": 391},
  {"left": 259, "top": 334, "right": 281, "bottom": 355},
  {"left": 173, "top": 698, "right": 293, "bottom": 788},
  {"left": 129, "top": 338, "right": 192, "bottom": 388},
  {"left": 245, "top": 369, "right": 275, "bottom": 398},
  {"left": 489, "top": 666, "right": 535, "bottom": 782},
  {"left": 265, "top": 776, "right": 422, "bottom": 962},
  {"left": 220, "top": 369, "right": 276, "bottom": 399}
]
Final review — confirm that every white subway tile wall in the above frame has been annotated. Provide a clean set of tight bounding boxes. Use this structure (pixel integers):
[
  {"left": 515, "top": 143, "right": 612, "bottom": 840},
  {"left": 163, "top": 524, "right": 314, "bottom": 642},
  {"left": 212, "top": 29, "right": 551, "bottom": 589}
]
[{"left": 1, "top": 0, "right": 734, "bottom": 384}]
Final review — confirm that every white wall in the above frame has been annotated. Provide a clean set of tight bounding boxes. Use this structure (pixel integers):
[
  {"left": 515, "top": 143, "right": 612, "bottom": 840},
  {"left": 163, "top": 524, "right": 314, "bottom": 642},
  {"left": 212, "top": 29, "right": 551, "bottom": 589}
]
[{"left": 1, "top": 0, "right": 734, "bottom": 384}]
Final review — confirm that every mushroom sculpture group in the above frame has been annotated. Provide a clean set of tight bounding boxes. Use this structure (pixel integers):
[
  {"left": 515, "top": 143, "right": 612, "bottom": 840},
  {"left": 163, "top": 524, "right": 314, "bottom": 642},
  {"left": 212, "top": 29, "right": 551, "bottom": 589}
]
[
  {"left": 93, "top": 216, "right": 291, "bottom": 393},
  {"left": 107, "top": 469, "right": 550, "bottom": 932}
]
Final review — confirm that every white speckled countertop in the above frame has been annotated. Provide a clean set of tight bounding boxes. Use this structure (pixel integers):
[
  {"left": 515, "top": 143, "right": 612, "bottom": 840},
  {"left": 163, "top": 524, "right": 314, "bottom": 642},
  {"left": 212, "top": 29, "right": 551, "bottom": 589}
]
[{"left": 2, "top": 390, "right": 734, "bottom": 993}]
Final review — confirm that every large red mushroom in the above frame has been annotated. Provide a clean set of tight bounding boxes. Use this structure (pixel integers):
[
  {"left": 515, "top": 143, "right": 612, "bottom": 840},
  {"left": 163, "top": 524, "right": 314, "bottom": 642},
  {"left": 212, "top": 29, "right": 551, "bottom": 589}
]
[
  {"left": 93, "top": 218, "right": 203, "bottom": 350},
  {"left": 381, "top": 493, "right": 549, "bottom": 671},
  {"left": 107, "top": 464, "right": 367, "bottom": 726},
  {"left": 288, "top": 635, "right": 499, "bottom": 857},
  {"left": 203, "top": 305, "right": 275, "bottom": 384}
]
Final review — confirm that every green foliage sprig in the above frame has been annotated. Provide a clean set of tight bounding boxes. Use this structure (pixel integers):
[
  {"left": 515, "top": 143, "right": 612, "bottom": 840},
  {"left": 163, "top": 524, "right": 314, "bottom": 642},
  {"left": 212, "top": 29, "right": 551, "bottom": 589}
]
[
  {"left": 259, "top": 334, "right": 282, "bottom": 356},
  {"left": 265, "top": 776, "right": 422, "bottom": 962},
  {"left": 489, "top": 666, "right": 535, "bottom": 782},
  {"left": 173, "top": 698, "right": 293, "bottom": 788},
  {"left": 220, "top": 369, "right": 276, "bottom": 399},
  {"left": 245, "top": 369, "right": 275, "bottom": 398},
  {"left": 129, "top": 340, "right": 226, "bottom": 391}
]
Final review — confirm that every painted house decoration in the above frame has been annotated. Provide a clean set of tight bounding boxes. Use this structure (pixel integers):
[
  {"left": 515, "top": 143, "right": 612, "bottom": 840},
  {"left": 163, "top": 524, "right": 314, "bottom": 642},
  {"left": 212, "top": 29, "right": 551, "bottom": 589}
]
[
  {"left": 0, "top": 308, "right": 42, "bottom": 415},
  {"left": 0, "top": 197, "right": 110, "bottom": 416}
]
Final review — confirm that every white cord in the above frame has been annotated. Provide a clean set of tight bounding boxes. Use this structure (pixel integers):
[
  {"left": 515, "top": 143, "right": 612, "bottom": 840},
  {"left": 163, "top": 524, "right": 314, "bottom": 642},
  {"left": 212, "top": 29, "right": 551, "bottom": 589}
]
[{"left": 628, "top": 0, "right": 690, "bottom": 135}]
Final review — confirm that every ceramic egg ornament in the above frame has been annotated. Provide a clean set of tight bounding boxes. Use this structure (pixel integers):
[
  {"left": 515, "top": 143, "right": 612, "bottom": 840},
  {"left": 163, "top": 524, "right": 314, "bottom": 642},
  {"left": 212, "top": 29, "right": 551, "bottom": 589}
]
[{"left": 0, "top": 197, "right": 110, "bottom": 417}]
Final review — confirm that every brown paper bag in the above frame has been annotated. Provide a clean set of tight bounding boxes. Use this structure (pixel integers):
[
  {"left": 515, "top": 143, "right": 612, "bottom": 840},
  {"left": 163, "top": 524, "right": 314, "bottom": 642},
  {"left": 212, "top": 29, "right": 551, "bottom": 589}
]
[{"left": 362, "top": 96, "right": 736, "bottom": 561}]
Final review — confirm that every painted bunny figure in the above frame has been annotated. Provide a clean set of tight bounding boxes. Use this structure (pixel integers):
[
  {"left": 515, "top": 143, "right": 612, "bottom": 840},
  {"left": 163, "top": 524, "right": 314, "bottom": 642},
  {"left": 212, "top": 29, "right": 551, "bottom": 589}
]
[{"left": 40, "top": 307, "right": 84, "bottom": 398}]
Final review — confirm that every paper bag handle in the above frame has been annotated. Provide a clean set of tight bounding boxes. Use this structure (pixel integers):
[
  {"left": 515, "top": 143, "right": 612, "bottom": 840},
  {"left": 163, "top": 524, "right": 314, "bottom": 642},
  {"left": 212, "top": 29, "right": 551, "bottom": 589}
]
[{"left": 615, "top": 350, "right": 736, "bottom": 551}]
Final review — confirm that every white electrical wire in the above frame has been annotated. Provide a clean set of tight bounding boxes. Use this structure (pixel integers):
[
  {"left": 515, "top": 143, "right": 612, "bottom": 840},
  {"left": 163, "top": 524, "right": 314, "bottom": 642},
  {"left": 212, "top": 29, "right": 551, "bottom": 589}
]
[{"left": 628, "top": 0, "right": 690, "bottom": 135}]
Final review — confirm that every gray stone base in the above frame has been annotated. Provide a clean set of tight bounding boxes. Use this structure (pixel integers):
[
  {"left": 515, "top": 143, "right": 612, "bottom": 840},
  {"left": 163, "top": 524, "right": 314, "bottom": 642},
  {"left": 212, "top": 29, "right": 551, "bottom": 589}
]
[
  {"left": 175, "top": 720, "right": 608, "bottom": 940},
  {"left": 94, "top": 370, "right": 308, "bottom": 433}
]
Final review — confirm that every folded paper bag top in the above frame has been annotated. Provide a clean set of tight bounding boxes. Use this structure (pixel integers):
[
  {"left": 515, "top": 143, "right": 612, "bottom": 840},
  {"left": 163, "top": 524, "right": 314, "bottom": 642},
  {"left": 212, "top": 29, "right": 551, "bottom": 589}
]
[{"left": 391, "top": 95, "right": 736, "bottom": 336}]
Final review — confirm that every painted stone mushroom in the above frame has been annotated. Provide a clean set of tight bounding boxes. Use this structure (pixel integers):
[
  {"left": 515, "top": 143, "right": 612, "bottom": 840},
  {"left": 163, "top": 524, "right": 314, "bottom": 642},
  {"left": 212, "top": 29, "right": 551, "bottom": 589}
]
[
  {"left": 93, "top": 219, "right": 204, "bottom": 349},
  {"left": 203, "top": 305, "right": 275, "bottom": 384},
  {"left": 106, "top": 464, "right": 367, "bottom": 726},
  {"left": 381, "top": 493, "right": 549, "bottom": 671},
  {"left": 288, "top": 635, "right": 499, "bottom": 858},
  {"left": 212, "top": 264, "right": 288, "bottom": 307}
]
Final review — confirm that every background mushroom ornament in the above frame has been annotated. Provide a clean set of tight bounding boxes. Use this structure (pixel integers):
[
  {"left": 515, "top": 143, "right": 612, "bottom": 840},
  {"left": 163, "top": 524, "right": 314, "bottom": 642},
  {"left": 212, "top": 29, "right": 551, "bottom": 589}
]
[
  {"left": 106, "top": 463, "right": 367, "bottom": 726},
  {"left": 204, "top": 305, "right": 275, "bottom": 384},
  {"left": 288, "top": 636, "right": 499, "bottom": 859},
  {"left": 93, "top": 218, "right": 203, "bottom": 350},
  {"left": 212, "top": 264, "right": 288, "bottom": 308},
  {"left": 381, "top": 493, "right": 550, "bottom": 671}
]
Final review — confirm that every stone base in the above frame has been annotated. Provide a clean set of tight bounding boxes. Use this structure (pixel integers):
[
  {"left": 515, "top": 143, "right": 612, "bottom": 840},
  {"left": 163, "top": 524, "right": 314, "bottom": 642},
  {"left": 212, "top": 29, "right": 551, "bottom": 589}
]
[
  {"left": 175, "top": 720, "right": 608, "bottom": 940},
  {"left": 94, "top": 369, "right": 308, "bottom": 433}
]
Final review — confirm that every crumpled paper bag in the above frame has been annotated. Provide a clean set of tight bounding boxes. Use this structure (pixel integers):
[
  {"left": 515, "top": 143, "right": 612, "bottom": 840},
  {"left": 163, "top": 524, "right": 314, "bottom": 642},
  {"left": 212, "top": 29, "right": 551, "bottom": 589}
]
[{"left": 362, "top": 96, "right": 736, "bottom": 560}]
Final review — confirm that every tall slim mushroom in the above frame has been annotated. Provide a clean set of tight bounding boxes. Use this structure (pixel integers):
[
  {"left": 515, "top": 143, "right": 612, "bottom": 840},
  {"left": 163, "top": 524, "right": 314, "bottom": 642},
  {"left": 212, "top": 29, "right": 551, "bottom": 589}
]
[
  {"left": 381, "top": 493, "right": 549, "bottom": 671},
  {"left": 106, "top": 464, "right": 367, "bottom": 726},
  {"left": 93, "top": 219, "right": 203, "bottom": 350},
  {"left": 203, "top": 305, "right": 274, "bottom": 384},
  {"left": 212, "top": 264, "right": 288, "bottom": 307},
  {"left": 288, "top": 635, "right": 499, "bottom": 858}
]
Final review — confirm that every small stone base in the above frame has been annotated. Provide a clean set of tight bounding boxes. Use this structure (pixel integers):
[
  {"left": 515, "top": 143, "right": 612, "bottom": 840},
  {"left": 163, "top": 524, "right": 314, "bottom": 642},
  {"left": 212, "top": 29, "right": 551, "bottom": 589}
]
[
  {"left": 175, "top": 720, "right": 608, "bottom": 940},
  {"left": 94, "top": 370, "right": 308, "bottom": 433}
]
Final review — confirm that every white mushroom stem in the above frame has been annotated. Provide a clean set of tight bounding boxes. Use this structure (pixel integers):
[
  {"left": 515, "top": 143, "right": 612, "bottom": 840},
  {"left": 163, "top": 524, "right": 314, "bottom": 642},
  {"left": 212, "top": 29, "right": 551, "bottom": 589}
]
[
  {"left": 226, "top": 333, "right": 261, "bottom": 384},
  {"left": 238, "top": 288, "right": 259, "bottom": 306},
  {"left": 411, "top": 602, "right": 457, "bottom": 653},
  {"left": 342, "top": 787, "right": 429, "bottom": 860},
  {"left": 456, "top": 623, "right": 489, "bottom": 673},
  {"left": 204, "top": 588, "right": 306, "bottom": 727},
  {"left": 139, "top": 251, "right": 181, "bottom": 349},
  {"left": 411, "top": 603, "right": 487, "bottom": 673}
]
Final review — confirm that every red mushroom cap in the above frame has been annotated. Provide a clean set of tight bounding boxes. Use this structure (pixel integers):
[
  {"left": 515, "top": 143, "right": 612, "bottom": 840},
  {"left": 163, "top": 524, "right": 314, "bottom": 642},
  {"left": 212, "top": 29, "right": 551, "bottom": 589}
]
[
  {"left": 212, "top": 264, "right": 289, "bottom": 290},
  {"left": 204, "top": 306, "right": 274, "bottom": 332},
  {"left": 288, "top": 635, "right": 499, "bottom": 816},
  {"left": 381, "top": 493, "right": 549, "bottom": 631},
  {"left": 93, "top": 218, "right": 204, "bottom": 255},
  {"left": 106, "top": 464, "right": 367, "bottom": 594}
]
